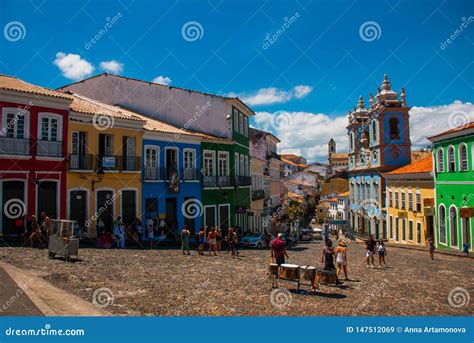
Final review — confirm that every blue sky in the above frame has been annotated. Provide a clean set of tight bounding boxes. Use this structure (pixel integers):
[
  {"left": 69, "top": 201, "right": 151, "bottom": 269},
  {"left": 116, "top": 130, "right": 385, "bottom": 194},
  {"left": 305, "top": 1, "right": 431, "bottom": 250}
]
[{"left": 1, "top": 0, "right": 473, "bottom": 161}]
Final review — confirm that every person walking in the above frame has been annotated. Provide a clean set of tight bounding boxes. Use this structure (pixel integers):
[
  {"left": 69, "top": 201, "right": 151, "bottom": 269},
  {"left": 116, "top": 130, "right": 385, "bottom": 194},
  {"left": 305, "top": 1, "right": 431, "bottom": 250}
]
[
  {"left": 198, "top": 227, "right": 206, "bottom": 255},
  {"left": 181, "top": 225, "right": 191, "bottom": 255},
  {"left": 321, "top": 239, "right": 336, "bottom": 271},
  {"left": 427, "top": 237, "right": 435, "bottom": 260},
  {"left": 377, "top": 240, "right": 387, "bottom": 268},
  {"left": 114, "top": 218, "right": 125, "bottom": 249},
  {"left": 365, "top": 234, "right": 376, "bottom": 268},
  {"left": 27, "top": 215, "right": 44, "bottom": 249},
  {"left": 227, "top": 228, "right": 238, "bottom": 258},
  {"left": 335, "top": 241, "right": 349, "bottom": 280},
  {"left": 216, "top": 227, "right": 222, "bottom": 254},
  {"left": 207, "top": 227, "right": 217, "bottom": 256},
  {"left": 271, "top": 233, "right": 289, "bottom": 266}
]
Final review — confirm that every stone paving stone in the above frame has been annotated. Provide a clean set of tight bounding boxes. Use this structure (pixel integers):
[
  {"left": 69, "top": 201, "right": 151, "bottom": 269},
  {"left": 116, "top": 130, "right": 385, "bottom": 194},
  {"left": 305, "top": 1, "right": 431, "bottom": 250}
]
[{"left": 0, "top": 241, "right": 472, "bottom": 316}]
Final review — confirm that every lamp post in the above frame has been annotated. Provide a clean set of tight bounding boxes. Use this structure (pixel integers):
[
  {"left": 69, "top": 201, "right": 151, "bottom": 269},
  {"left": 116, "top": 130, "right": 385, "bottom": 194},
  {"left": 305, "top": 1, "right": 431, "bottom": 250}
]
[{"left": 91, "top": 166, "right": 105, "bottom": 191}]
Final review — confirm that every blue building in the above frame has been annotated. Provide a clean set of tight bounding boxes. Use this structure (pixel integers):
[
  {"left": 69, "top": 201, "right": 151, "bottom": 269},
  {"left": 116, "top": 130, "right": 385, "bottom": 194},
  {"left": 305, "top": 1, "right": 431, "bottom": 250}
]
[
  {"left": 347, "top": 75, "right": 411, "bottom": 239},
  {"left": 139, "top": 116, "right": 206, "bottom": 240}
]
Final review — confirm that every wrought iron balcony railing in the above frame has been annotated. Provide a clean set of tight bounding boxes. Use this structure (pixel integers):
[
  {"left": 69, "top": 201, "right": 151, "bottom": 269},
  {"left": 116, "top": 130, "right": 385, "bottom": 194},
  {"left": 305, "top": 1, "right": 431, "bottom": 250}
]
[
  {"left": 68, "top": 154, "right": 94, "bottom": 170},
  {"left": 0, "top": 137, "right": 30, "bottom": 155},
  {"left": 235, "top": 176, "right": 251, "bottom": 186},
  {"left": 37, "top": 140, "right": 62, "bottom": 157}
]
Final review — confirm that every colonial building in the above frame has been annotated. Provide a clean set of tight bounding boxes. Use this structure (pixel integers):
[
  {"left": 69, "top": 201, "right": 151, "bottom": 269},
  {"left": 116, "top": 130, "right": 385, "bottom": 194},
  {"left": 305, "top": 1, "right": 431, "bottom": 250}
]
[
  {"left": 0, "top": 75, "right": 72, "bottom": 237},
  {"left": 428, "top": 122, "right": 473, "bottom": 253},
  {"left": 328, "top": 138, "right": 349, "bottom": 175},
  {"left": 347, "top": 75, "right": 411, "bottom": 239},
  {"left": 384, "top": 156, "right": 435, "bottom": 246},
  {"left": 58, "top": 73, "right": 254, "bottom": 232}
]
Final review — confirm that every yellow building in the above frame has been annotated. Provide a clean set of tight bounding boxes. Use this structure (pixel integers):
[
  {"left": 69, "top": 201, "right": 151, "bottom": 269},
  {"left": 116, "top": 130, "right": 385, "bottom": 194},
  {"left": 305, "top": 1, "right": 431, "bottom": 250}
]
[
  {"left": 66, "top": 93, "right": 145, "bottom": 238},
  {"left": 384, "top": 156, "right": 435, "bottom": 246}
]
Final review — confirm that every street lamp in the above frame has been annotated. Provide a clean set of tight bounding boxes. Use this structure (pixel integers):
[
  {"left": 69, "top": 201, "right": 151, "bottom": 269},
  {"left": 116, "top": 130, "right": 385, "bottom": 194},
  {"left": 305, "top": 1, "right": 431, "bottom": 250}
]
[{"left": 92, "top": 166, "right": 105, "bottom": 191}]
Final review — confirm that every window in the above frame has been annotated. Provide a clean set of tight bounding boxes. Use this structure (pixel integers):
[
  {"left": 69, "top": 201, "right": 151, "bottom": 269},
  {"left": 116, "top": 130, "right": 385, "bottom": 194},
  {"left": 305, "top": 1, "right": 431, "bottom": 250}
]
[
  {"left": 389, "top": 191, "right": 393, "bottom": 207},
  {"left": 395, "top": 191, "right": 399, "bottom": 209},
  {"left": 389, "top": 216, "right": 393, "bottom": 239},
  {"left": 3, "top": 109, "right": 28, "bottom": 139},
  {"left": 409, "top": 220, "right": 414, "bottom": 241},
  {"left": 243, "top": 117, "right": 248, "bottom": 137},
  {"left": 416, "top": 191, "right": 421, "bottom": 212},
  {"left": 402, "top": 219, "right": 406, "bottom": 241},
  {"left": 234, "top": 153, "right": 239, "bottom": 176},
  {"left": 145, "top": 147, "right": 158, "bottom": 167},
  {"left": 244, "top": 155, "right": 249, "bottom": 176},
  {"left": 372, "top": 120, "right": 377, "bottom": 142},
  {"left": 72, "top": 131, "right": 79, "bottom": 155},
  {"left": 184, "top": 149, "right": 195, "bottom": 170},
  {"left": 349, "top": 132, "right": 354, "bottom": 151},
  {"left": 239, "top": 154, "right": 244, "bottom": 176},
  {"left": 389, "top": 118, "right": 400, "bottom": 140},
  {"left": 408, "top": 191, "right": 413, "bottom": 211},
  {"left": 439, "top": 205, "right": 446, "bottom": 244},
  {"left": 437, "top": 148, "right": 444, "bottom": 172},
  {"left": 449, "top": 206, "right": 458, "bottom": 247},
  {"left": 416, "top": 222, "right": 422, "bottom": 244},
  {"left": 40, "top": 116, "right": 59, "bottom": 141},
  {"left": 218, "top": 151, "right": 229, "bottom": 176},
  {"left": 401, "top": 190, "right": 406, "bottom": 210},
  {"left": 233, "top": 109, "right": 238, "bottom": 133},
  {"left": 448, "top": 146, "right": 455, "bottom": 172},
  {"left": 459, "top": 143, "right": 468, "bottom": 171},
  {"left": 239, "top": 112, "right": 243, "bottom": 134},
  {"left": 203, "top": 151, "right": 215, "bottom": 176},
  {"left": 100, "top": 134, "right": 113, "bottom": 156},
  {"left": 395, "top": 217, "right": 399, "bottom": 241}
]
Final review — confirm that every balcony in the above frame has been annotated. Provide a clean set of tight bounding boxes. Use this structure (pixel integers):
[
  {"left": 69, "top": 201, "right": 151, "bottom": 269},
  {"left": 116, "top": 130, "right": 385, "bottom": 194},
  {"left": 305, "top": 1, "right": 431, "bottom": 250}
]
[
  {"left": 182, "top": 168, "right": 199, "bottom": 181},
  {"left": 266, "top": 151, "right": 281, "bottom": 160},
  {"left": 235, "top": 176, "right": 251, "bottom": 186},
  {"left": 0, "top": 137, "right": 30, "bottom": 155},
  {"left": 252, "top": 189, "right": 265, "bottom": 201},
  {"left": 68, "top": 154, "right": 94, "bottom": 170},
  {"left": 97, "top": 155, "right": 120, "bottom": 171},
  {"left": 122, "top": 156, "right": 141, "bottom": 171},
  {"left": 202, "top": 175, "right": 232, "bottom": 187},
  {"left": 144, "top": 166, "right": 160, "bottom": 180},
  {"left": 37, "top": 140, "right": 62, "bottom": 157}
]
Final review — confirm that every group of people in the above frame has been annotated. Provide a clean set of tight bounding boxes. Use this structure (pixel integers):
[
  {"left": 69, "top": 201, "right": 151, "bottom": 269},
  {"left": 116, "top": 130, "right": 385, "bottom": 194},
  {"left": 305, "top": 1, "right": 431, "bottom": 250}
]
[
  {"left": 364, "top": 235, "right": 387, "bottom": 268},
  {"left": 24, "top": 212, "right": 51, "bottom": 248},
  {"left": 180, "top": 226, "right": 241, "bottom": 258}
]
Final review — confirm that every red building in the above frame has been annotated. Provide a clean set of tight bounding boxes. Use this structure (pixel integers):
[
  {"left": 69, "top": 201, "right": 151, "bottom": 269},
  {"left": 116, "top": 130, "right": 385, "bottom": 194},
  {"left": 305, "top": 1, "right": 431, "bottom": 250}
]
[{"left": 0, "top": 75, "right": 72, "bottom": 237}]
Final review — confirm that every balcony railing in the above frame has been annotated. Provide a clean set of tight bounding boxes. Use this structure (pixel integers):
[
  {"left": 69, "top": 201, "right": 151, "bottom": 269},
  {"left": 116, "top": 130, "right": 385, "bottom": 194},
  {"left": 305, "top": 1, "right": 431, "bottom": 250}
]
[
  {"left": 68, "top": 154, "right": 94, "bottom": 170},
  {"left": 122, "top": 156, "right": 141, "bottom": 171},
  {"left": 0, "top": 137, "right": 30, "bottom": 155},
  {"left": 97, "top": 155, "right": 120, "bottom": 171},
  {"left": 235, "top": 176, "right": 251, "bottom": 186},
  {"left": 183, "top": 168, "right": 199, "bottom": 181},
  {"left": 144, "top": 166, "right": 160, "bottom": 180},
  {"left": 252, "top": 189, "right": 265, "bottom": 201},
  {"left": 37, "top": 140, "right": 62, "bottom": 157},
  {"left": 201, "top": 175, "right": 231, "bottom": 187}
]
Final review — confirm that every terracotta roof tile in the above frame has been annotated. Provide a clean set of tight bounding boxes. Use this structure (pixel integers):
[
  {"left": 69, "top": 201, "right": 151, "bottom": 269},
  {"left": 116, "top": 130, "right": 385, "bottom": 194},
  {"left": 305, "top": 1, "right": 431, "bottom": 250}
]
[
  {"left": 0, "top": 74, "right": 71, "bottom": 100},
  {"left": 428, "top": 121, "right": 474, "bottom": 140},
  {"left": 387, "top": 155, "right": 433, "bottom": 175}
]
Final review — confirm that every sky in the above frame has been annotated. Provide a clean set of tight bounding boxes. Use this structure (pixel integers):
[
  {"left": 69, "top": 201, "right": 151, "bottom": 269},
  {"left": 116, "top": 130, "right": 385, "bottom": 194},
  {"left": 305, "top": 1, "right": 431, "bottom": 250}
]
[{"left": 0, "top": 0, "right": 473, "bottom": 162}]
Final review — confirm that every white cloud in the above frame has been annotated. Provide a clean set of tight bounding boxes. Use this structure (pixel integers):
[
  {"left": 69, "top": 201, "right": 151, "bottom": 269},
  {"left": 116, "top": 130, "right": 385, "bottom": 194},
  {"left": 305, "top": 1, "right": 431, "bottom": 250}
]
[
  {"left": 251, "top": 101, "right": 474, "bottom": 163},
  {"left": 152, "top": 75, "right": 172, "bottom": 85},
  {"left": 99, "top": 60, "right": 124, "bottom": 74},
  {"left": 228, "top": 85, "right": 313, "bottom": 106},
  {"left": 53, "top": 52, "right": 95, "bottom": 81}
]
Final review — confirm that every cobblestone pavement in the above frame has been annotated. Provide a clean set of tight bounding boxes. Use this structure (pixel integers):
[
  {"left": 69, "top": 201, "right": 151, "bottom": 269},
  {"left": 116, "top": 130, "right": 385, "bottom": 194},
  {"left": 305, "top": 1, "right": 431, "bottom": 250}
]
[{"left": 0, "top": 240, "right": 472, "bottom": 316}]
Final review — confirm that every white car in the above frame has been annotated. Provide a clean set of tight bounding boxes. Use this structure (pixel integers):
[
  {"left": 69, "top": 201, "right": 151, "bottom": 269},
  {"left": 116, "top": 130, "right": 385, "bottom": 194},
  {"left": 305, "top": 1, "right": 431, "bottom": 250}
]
[
  {"left": 240, "top": 233, "right": 273, "bottom": 249},
  {"left": 311, "top": 227, "right": 323, "bottom": 240}
]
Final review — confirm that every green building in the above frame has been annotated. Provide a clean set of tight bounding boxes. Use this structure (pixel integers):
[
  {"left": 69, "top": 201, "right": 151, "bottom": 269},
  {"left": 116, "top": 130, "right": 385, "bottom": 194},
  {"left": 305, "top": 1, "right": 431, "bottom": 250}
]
[
  {"left": 429, "top": 122, "right": 474, "bottom": 252},
  {"left": 200, "top": 105, "right": 253, "bottom": 233}
]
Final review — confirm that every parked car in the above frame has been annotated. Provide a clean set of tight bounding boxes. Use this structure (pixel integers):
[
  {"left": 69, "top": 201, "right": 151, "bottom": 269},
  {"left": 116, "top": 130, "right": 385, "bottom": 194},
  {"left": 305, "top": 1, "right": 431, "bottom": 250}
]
[
  {"left": 311, "top": 227, "right": 323, "bottom": 240},
  {"left": 299, "top": 228, "right": 313, "bottom": 241},
  {"left": 240, "top": 233, "right": 274, "bottom": 249}
]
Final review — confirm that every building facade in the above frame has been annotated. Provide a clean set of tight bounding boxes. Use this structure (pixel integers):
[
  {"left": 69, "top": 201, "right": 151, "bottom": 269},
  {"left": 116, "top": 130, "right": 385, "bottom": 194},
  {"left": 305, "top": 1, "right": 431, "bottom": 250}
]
[
  {"left": 384, "top": 156, "right": 435, "bottom": 246},
  {"left": 328, "top": 138, "right": 349, "bottom": 175},
  {"left": 348, "top": 75, "right": 411, "bottom": 239},
  {"left": 428, "top": 122, "right": 474, "bottom": 252},
  {"left": 0, "top": 76, "right": 71, "bottom": 236}
]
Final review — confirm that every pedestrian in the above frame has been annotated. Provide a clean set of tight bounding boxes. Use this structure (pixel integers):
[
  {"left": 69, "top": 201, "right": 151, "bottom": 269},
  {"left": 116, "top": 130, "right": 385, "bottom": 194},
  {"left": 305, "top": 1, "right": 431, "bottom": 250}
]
[
  {"left": 73, "top": 221, "right": 82, "bottom": 239},
  {"left": 97, "top": 217, "right": 105, "bottom": 235},
  {"left": 263, "top": 231, "right": 271, "bottom": 248},
  {"left": 377, "top": 240, "right": 387, "bottom": 268},
  {"left": 462, "top": 242, "right": 469, "bottom": 256},
  {"left": 207, "top": 227, "right": 217, "bottom": 256},
  {"left": 181, "top": 225, "right": 191, "bottom": 255},
  {"left": 216, "top": 227, "right": 222, "bottom": 253},
  {"left": 146, "top": 216, "right": 154, "bottom": 248},
  {"left": 40, "top": 212, "right": 51, "bottom": 243},
  {"left": 27, "top": 215, "right": 44, "bottom": 249},
  {"left": 427, "top": 237, "right": 435, "bottom": 260},
  {"left": 198, "top": 227, "right": 206, "bottom": 255},
  {"left": 271, "top": 233, "right": 289, "bottom": 265},
  {"left": 227, "top": 228, "right": 238, "bottom": 258},
  {"left": 335, "top": 240, "right": 349, "bottom": 280},
  {"left": 114, "top": 218, "right": 125, "bottom": 249},
  {"left": 321, "top": 239, "right": 336, "bottom": 271},
  {"left": 365, "top": 234, "right": 376, "bottom": 268}
]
